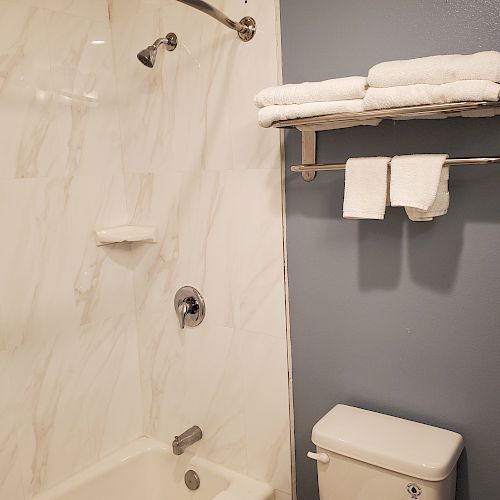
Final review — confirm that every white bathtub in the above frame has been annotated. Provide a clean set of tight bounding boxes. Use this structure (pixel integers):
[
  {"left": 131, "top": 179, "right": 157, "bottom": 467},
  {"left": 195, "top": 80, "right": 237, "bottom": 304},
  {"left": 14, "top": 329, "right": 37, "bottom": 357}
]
[{"left": 34, "top": 438, "right": 274, "bottom": 500}]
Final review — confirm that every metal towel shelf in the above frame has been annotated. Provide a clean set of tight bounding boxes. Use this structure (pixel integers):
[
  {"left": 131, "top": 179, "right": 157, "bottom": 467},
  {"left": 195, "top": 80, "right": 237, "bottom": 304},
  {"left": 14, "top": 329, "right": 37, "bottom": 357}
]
[{"left": 271, "top": 101, "right": 500, "bottom": 181}]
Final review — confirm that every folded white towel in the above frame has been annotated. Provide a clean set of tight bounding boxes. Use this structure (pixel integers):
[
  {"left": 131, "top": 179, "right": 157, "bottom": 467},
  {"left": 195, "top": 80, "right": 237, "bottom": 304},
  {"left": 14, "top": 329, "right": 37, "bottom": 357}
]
[
  {"left": 254, "top": 76, "right": 367, "bottom": 108},
  {"left": 405, "top": 168, "right": 450, "bottom": 221},
  {"left": 343, "top": 157, "right": 391, "bottom": 220},
  {"left": 258, "top": 99, "right": 365, "bottom": 128},
  {"left": 368, "top": 51, "right": 500, "bottom": 88},
  {"left": 364, "top": 80, "right": 500, "bottom": 110},
  {"left": 390, "top": 154, "right": 448, "bottom": 210}
]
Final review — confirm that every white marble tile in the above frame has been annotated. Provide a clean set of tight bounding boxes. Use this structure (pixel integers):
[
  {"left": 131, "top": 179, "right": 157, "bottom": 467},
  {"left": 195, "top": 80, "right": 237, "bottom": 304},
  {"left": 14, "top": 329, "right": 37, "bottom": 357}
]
[
  {"left": 0, "top": 353, "right": 25, "bottom": 500},
  {"left": 16, "top": 0, "right": 109, "bottom": 22},
  {"left": 0, "top": 2, "right": 56, "bottom": 179},
  {"left": 137, "top": 305, "right": 186, "bottom": 438},
  {"left": 78, "top": 314, "right": 143, "bottom": 459},
  {"left": 274, "top": 490, "right": 293, "bottom": 500},
  {"left": 131, "top": 170, "right": 247, "bottom": 471},
  {"left": 112, "top": 0, "right": 240, "bottom": 174},
  {"left": 0, "top": 0, "right": 142, "bottom": 495},
  {"left": 46, "top": 11, "right": 123, "bottom": 179},
  {"left": 137, "top": 303, "right": 247, "bottom": 474},
  {"left": 125, "top": 170, "right": 183, "bottom": 314},
  {"left": 14, "top": 331, "right": 93, "bottom": 495},
  {"left": 0, "top": 178, "right": 78, "bottom": 351},
  {"left": 173, "top": 171, "right": 238, "bottom": 328},
  {"left": 233, "top": 169, "right": 287, "bottom": 338},
  {"left": 12, "top": 312, "right": 143, "bottom": 495},
  {"left": 225, "top": 0, "right": 283, "bottom": 171},
  {"left": 0, "top": 3, "right": 123, "bottom": 179},
  {"left": 122, "top": 1, "right": 290, "bottom": 491},
  {"left": 241, "top": 330, "right": 292, "bottom": 493},
  {"left": 69, "top": 174, "right": 134, "bottom": 326},
  {"left": 0, "top": 414, "right": 25, "bottom": 500}
]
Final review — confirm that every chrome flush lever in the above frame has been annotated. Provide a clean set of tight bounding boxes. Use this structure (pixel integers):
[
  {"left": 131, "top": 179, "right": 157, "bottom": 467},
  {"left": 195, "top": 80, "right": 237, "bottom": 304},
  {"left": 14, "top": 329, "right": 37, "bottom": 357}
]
[{"left": 174, "top": 286, "right": 205, "bottom": 329}]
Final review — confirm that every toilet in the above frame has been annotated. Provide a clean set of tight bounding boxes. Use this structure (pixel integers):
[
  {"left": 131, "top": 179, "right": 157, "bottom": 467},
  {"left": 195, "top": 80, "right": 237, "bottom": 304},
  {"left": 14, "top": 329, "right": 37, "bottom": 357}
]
[{"left": 308, "top": 405, "right": 464, "bottom": 500}]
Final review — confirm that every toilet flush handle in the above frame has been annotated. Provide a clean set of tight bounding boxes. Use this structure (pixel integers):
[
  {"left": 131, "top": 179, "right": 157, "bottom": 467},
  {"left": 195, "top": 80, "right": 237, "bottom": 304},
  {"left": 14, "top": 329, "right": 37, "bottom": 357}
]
[{"left": 307, "top": 451, "right": 330, "bottom": 464}]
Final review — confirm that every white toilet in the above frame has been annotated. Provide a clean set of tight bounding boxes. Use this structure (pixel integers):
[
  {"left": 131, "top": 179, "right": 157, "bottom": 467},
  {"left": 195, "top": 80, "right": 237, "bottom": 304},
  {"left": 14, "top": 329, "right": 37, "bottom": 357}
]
[{"left": 308, "top": 405, "right": 464, "bottom": 500}]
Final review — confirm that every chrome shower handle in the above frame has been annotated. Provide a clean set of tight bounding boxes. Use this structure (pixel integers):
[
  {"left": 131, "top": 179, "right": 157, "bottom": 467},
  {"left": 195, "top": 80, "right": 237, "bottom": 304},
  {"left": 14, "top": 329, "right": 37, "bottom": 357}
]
[
  {"left": 174, "top": 286, "right": 206, "bottom": 329},
  {"left": 176, "top": 301, "right": 190, "bottom": 329}
]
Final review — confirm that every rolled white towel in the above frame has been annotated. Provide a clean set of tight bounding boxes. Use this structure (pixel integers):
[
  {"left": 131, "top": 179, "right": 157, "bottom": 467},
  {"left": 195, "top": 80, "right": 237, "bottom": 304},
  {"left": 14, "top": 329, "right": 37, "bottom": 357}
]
[
  {"left": 343, "top": 157, "right": 391, "bottom": 220},
  {"left": 364, "top": 80, "right": 500, "bottom": 111},
  {"left": 390, "top": 154, "right": 448, "bottom": 211},
  {"left": 405, "top": 168, "right": 450, "bottom": 221},
  {"left": 258, "top": 99, "right": 365, "bottom": 128},
  {"left": 368, "top": 51, "right": 500, "bottom": 88},
  {"left": 254, "top": 76, "right": 367, "bottom": 108}
]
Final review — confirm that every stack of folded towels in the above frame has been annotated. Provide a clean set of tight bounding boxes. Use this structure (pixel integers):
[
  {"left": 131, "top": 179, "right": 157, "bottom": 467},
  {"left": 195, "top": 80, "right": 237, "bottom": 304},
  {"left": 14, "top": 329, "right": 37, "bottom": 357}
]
[
  {"left": 255, "top": 76, "right": 368, "bottom": 127},
  {"left": 255, "top": 50, "right": 500, "bottom": 127},
  {"left": 364, "top": 51, "right": 500, "bottom": 110},
  {"left": 343, "top": 154, "right": 450, "bottom": 222}
]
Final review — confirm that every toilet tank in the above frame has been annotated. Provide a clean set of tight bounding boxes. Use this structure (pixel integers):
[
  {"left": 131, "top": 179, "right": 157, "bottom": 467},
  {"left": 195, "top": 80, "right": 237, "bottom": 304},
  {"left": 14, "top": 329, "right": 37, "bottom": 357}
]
[{"left": 310, "top": 405, "right": 464, "bottom": 500}]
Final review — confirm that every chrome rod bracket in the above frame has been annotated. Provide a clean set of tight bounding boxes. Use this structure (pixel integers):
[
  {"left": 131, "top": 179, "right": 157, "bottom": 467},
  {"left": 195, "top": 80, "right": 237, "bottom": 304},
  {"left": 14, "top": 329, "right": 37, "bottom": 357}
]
[
  {"left": 237, "top": 16, "right": 256, "bottom": 42},
  {"left": 176, "top": 0, "right": 256, "bottom": 41}
]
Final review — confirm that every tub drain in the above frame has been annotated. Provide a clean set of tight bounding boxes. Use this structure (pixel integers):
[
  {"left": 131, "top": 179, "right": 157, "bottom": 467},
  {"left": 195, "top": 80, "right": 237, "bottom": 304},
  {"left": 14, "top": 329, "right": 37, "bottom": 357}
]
[{"left": 185, "top": 470, "right": 200, "bottom": 490}]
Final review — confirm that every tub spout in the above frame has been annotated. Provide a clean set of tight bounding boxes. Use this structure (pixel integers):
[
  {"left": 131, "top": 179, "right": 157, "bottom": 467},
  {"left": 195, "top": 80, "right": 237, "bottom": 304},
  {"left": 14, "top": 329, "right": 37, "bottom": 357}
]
[{"left": 173, "top": 425, "right": 203, "bottom": 455}]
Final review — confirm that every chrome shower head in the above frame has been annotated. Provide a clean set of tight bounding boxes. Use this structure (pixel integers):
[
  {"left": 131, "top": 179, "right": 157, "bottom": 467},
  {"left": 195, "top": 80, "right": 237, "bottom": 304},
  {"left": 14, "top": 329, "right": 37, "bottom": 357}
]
[
  {"left": 137, "top": 45, "right": 157, "bottom": 67},
  {"left": 137, "top": 33, "right": 178, "bottom": 68}
]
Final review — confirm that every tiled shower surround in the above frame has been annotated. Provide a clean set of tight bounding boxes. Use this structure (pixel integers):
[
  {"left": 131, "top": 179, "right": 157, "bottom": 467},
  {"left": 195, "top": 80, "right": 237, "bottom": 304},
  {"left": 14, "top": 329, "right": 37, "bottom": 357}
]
[{"left": 0, "top": 1, "right": 291, "bottom": 499}]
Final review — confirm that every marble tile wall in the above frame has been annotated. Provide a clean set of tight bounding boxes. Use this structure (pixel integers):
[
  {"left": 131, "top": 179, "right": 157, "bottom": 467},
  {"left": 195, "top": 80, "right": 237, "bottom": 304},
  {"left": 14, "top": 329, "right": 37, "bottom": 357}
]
[
  {"left": 0, "top": 0, "right": 142, "bottom": 497},
  {"left": 0, "top": 0, "right": 291, "bottom": 498},
  {"left": 113, "top": 0, "right": 292, "bottom": 497}
]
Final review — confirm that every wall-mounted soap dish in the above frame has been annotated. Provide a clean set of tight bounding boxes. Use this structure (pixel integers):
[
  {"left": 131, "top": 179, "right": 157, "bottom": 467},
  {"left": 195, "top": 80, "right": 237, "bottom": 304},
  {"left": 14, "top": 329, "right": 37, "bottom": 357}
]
[{"left": 95, "top": 225, "right": 157, "bottom": 246}]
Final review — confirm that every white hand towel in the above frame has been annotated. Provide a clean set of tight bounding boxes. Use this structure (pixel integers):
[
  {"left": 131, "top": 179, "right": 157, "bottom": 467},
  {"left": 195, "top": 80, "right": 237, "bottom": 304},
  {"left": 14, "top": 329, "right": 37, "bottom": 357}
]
[
  {"left": 368, "top": 50, "right": 500, "bottom": 88},
  {"left": 258, "top": 99, "right": 365, "bottom": 128},
  {"left": 390, "top": 154, "right": 448, "bottom": 210},
  {"left": 254, "top": 76, "right": 367, "bottom": 108},
  {"left": 363, "top": 80, "right": 500, "bottom": 110},
  {"left": 405, "top": 168, "right": 450, "bottom": 221},
  {"left": 343, "top": 157, "right": 391, "bottom": 220}
]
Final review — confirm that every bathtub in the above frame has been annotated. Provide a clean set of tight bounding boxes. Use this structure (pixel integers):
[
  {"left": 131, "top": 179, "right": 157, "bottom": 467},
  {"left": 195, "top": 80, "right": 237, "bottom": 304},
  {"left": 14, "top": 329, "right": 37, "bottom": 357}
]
[{"left": 34, "top": 438, "right": 274, "bottom": 500}]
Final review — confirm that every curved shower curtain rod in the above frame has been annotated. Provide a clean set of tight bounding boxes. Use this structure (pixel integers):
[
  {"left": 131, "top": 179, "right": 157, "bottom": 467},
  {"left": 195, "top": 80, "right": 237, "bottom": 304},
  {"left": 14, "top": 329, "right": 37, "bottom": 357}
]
[{"left": 176, "top": 0, "right": 256, "bottom": 41}]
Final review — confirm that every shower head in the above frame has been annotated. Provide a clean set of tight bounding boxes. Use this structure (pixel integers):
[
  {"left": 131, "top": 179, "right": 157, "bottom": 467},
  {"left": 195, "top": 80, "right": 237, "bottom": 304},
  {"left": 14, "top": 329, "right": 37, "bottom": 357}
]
[
  {"left": 137, "top": 45, "right": 157, "bottom": 68},
  {"left": 137, "top": 33, "right": 177, "bottom": 68}
]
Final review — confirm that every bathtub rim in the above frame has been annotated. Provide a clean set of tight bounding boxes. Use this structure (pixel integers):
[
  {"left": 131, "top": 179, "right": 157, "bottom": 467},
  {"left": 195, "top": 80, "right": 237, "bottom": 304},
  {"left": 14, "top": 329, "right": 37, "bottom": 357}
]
[{"left": 33, "top": 437, "right": 274, "bottom": 500}]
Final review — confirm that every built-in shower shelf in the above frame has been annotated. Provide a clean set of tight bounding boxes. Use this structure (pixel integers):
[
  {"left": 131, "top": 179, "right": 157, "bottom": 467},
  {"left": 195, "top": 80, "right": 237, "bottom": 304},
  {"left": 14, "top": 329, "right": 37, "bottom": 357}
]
[
  {"left": 95, "top": 226, "right": 157, "bottom": 246},
  {"left": 271, "top": 101, "right": 500, "bottom": 181}
]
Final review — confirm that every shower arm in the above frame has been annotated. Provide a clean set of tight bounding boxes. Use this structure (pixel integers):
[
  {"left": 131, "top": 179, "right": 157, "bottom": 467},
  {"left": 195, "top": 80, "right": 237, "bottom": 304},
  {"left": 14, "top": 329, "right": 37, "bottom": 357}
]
[{"left": 176, "top": 0, "right": 256, "bottom": 41}]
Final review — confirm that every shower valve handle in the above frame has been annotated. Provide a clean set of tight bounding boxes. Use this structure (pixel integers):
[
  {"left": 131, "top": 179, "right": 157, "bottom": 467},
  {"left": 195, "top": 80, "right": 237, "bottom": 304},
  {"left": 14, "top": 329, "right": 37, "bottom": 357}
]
[
  {"left": 177, "top": 301, "right": 190, "bottom": 329},
  {"left": 174, "top": 286, "right": 205, "bottom": 329}
]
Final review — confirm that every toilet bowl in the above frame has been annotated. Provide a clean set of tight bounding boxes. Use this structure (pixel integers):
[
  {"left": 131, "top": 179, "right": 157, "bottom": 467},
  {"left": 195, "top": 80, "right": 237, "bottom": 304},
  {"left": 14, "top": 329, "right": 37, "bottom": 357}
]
[{"left": 308, "top": 405, "right": 464, "bottom": 500}]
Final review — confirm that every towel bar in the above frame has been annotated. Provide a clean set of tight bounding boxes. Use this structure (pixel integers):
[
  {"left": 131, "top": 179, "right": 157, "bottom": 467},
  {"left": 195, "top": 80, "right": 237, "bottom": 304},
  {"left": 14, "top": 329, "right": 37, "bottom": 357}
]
[{"left": 292, "top": 157, "right": 500, "bottom": 176}]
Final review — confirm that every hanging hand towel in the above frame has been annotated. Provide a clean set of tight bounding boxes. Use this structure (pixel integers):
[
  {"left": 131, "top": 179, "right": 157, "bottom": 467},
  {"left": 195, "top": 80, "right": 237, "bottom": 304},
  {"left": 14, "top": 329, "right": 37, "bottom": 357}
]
[
  {"left": 390, "top": 154, "right": 449, "bottom": 210},
  {"left": 368, "top": 50, "right": 500, "bottom": 88},
  {"left": 258, "top": 99, "right": 365, "bottom": 128},
  {"left": 343, "top": 157, "right": 391, "bottom": 220},
  {"left": 254, "top": 76, "right": 367, "bottom": 108},
  {"left": 405, "top": 168, "right": 450, "bottom": 221},
  {"left": 363, "top": 80, "right": 500, "bottom": 110}
]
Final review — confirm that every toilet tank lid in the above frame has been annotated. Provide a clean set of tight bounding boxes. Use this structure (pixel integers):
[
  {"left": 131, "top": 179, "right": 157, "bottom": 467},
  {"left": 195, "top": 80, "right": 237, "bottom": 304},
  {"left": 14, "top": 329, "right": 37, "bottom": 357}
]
[{"left": 311, "top": 405, "right": 464, "bottom": 481}]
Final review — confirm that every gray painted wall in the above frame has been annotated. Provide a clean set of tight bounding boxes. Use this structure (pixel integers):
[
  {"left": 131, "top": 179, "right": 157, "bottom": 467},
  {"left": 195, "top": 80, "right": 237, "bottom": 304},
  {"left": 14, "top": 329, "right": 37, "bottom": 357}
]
[{"left": 279, "top": 1, "right": 500, "bottom": 499}]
